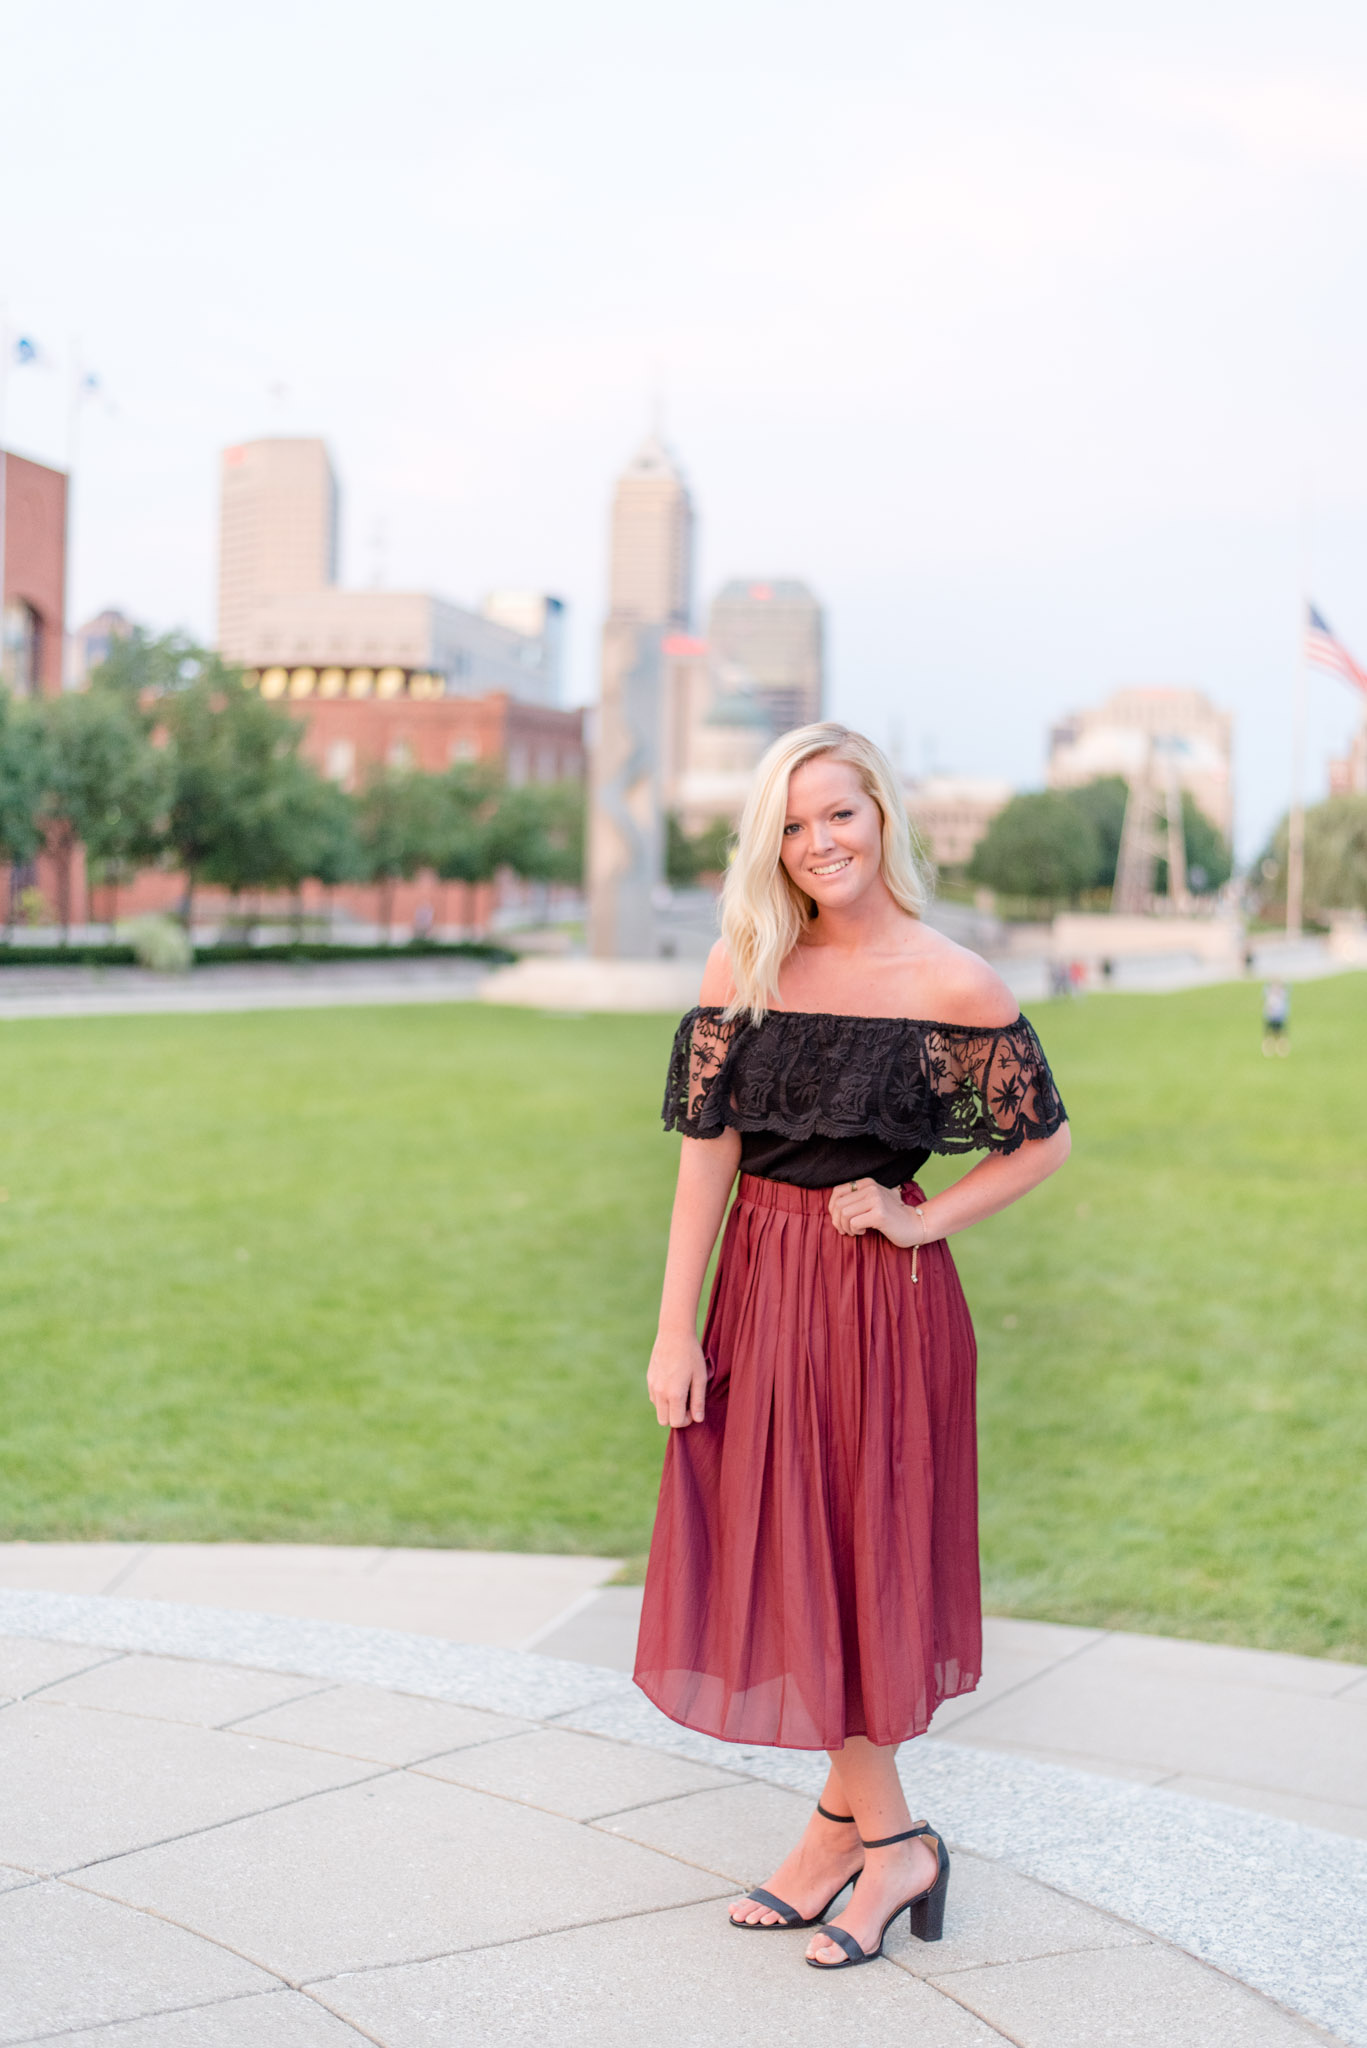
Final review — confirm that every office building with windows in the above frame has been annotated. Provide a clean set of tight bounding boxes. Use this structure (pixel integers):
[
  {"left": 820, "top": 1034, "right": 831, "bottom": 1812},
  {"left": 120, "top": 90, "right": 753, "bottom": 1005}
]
[{"left": 707, "top": 579, "right": 823, "bottom": 735}]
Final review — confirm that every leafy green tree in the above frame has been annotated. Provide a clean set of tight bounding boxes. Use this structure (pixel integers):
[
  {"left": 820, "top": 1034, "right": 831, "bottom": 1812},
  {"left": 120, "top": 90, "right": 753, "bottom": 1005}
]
[
  {"left": 432, "top": 764, "right": 500, "bottom": 890},
  {"left": 968, "top": 791, "right": 1100, "bottom": 904},
  {"left": 355, "top": 768, "right": 445, "bottom": 935},
  {"left": 159, "top": 661, "right": 320, "bottom": 927},
  {"left": 666, "top": 812, "right": 732, "bottom": 886},
  {"left": 491, "top": 779, "right": 585, "bottom": 888},
  {"left": 90, "top": 627, "right": 213, "bottom": 703},
  {"left": 37, "top": 689, "right": 168, "bottom": 936},
  {"left": 1155, "top": 792, "right": 1231, "bottom": 897},
  {"left": 0, "top": 695, "right": 54, "bottom": 936},
  {"left": 1063, "top": 777, "right": 1128, "bottom": 892},
  {"left": 1259, "top": 797, "right": 1367, "bottom": 918}
]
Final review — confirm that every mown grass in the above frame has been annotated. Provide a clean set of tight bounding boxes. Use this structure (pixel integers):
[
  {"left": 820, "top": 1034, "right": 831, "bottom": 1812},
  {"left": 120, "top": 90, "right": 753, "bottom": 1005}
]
[{"left": 0, "top": 978, "right": 1363, "bottom": 1659}]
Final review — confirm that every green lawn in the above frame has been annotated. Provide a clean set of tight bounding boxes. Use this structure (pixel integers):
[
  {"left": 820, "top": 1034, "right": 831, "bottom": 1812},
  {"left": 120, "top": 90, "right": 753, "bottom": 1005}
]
[{"left": 0, "top": 979, "right": 1364, "bottom": 1661}]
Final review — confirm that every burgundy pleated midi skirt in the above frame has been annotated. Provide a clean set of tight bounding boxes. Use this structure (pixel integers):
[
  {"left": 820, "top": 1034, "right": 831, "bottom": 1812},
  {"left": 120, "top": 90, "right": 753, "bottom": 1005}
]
[{"left": 634, "top": 1174, "right": 982, "bottom": 1750}]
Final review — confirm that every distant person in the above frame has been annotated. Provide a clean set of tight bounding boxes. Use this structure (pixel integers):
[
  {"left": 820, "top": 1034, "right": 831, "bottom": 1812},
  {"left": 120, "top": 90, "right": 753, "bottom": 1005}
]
[
  {"left": 1262, "top": 980, "right": 1290, "bottom": 1057},
  {"left": 1068, "top": 958, "right": 1087, "bottom": 996},
  {"left": 636, "top": 724, "right": 1070, "bottom": 1972}
]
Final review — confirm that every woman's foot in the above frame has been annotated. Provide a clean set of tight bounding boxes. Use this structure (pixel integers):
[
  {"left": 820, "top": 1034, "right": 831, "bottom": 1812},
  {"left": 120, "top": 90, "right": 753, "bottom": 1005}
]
[
  {"left": 729, "top": 1807, "right": 863, "bottom": 1927},
  {"left": 804, "top": 1832, "right": 939, "bottom": 1964}
]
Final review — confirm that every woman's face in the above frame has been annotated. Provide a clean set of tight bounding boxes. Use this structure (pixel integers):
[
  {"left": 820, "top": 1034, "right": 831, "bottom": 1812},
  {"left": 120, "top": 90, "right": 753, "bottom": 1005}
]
[{"left": 779, "top": 755, "right": 885, "bottom": 912}]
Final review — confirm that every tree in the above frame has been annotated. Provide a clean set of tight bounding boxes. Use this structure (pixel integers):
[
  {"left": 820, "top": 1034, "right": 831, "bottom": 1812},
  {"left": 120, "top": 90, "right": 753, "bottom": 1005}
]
[
  {"left": 0, "top": 695, "right": 53, "bottom": 936},
  {"left": 667, "top": 813, "right": 733, "bottom": 886},
  {"left": 968, "top": 791, "right": 1100, "bottom": 904},
  {"left": 1259, "top": 797, "right": 1367, "bottom": 919},
  {"left": 159, "top": 660, "right": 321, "bottom": 927},
  {"left": 37, "top": 689, "right": 168, "bottom": 937},
  {"left": 1063, "top": 777, "right": 1128, "bottom": 893},
  {"left": 90, "top": 627, "right": 213, "bottom": 704},
  {"left": 355, "top": 768, "right": 445, "bottom": 936},
  {"left": 1156, "top": 792, "right": 1231, "bottom": 897},
  {"left": 491, "top": 779, "right": 585, "bottom": 888}
]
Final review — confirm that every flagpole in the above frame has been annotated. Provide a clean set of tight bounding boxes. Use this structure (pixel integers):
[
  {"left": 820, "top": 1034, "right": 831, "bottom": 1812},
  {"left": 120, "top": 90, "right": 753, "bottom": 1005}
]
[{"left": 1285, "top": 598, "right": 1308, "bottom": 941}]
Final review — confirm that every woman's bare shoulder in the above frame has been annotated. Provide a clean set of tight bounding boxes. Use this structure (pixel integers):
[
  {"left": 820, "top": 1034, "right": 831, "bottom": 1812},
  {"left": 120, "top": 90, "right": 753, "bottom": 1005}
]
[
  {"left": 698, "top": 940, "right": 738, "bottom": 1008},
  {"left": 902, "top": 926, "right": 1019, "bottom": 1029}
]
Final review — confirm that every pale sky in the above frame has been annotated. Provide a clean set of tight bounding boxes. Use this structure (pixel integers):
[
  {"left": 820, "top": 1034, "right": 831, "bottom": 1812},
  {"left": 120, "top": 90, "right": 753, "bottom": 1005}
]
[{"left": 5, "top": 0, "right": 1367, "bottom": 852}]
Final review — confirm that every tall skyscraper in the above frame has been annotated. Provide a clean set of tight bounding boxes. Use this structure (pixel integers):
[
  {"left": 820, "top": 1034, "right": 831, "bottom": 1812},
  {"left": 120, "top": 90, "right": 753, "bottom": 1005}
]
[
  {"left": 707, "top": 579, "right": 824, "bottom": 735},
  {"left": 217, "top": 438, "right": 339, "bottom": 662},
  {"left": 588, "top": 434, "right": 695, "bottom": 957},
  {"left": 607, "top": 435, "right": 693, "bottom": 627}
]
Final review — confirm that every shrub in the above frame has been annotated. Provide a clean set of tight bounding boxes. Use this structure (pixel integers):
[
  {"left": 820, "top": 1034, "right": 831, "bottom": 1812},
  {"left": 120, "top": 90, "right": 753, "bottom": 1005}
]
[{"left": 118, "top": 914, "right": 193, "bottom": 974}]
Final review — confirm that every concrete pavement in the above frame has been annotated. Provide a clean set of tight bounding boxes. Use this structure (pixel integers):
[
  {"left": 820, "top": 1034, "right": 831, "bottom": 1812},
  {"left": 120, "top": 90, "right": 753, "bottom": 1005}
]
[
  {"left": 0, "top": 1546, "right": 1363, "bottom": 2045},
  {"left": 0, "top": 958, "right": 490, "bottom": 1023},
  {"left": 5, "top": 1543, "right": 1362, "bottom": 1843},
  {"left": 0, "top": 1616, "right": 1346, "bottom": 2048}
]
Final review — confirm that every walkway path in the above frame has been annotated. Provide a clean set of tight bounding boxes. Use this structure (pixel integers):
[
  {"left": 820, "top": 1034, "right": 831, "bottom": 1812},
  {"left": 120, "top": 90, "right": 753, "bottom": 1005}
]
[
  {"left": 0, "top": 957, "right": 489, "bottom": 1022},
  {"left": 0, "top": 1546, "right": 1362, "bottom": 2046}
]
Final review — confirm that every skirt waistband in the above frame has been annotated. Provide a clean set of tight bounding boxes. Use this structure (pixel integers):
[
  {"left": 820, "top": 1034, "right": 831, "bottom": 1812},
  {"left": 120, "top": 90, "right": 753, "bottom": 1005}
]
[{"left": 736, "top": 1172, "right": 924, "bottom": 1215}]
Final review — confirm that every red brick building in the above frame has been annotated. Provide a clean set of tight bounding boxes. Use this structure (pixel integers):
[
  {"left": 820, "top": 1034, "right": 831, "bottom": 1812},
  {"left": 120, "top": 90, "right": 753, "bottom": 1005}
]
[
  {"left": 110, "top": 689, "right": 586, "bottom": 937},
  {"left": 0, "top": 449, "right": 67, "bottom": 699},
  {"left": 290, "top": 689, "right": 584, "bottom": 791}
]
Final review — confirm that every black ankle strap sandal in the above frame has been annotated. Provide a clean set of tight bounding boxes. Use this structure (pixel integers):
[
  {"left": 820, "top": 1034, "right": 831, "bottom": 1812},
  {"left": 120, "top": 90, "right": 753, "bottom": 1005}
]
[
  {"left": 806, "top": 1821, "right": 951, "bottom": 1967},
  {"left": 729, "top": 1803, "right": 862, "bottom": 1931}
]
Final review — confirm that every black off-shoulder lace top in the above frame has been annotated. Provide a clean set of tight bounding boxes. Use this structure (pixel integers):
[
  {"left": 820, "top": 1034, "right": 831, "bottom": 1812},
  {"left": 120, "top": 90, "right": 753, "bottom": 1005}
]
[{"left": 662, "top": 1006, "right": 1067, "bottom": 1191}]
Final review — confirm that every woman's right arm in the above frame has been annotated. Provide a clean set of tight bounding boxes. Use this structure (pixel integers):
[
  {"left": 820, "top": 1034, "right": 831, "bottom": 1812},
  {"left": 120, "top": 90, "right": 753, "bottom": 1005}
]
[{"left": 647, "top": 1129, "right": 740, "bottom": 1427}]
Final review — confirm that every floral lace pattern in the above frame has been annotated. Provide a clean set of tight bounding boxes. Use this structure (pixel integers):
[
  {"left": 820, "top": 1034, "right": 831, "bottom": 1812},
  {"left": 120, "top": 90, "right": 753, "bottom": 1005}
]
[{"left": 663, "top": 1006, "right": 1066, "bottom": 1156}]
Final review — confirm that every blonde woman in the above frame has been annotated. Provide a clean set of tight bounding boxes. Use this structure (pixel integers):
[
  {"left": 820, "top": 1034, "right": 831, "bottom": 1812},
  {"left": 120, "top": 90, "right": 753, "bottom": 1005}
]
[{"left": 634, "top": 723, "right": 1070, "bottom": 1972}]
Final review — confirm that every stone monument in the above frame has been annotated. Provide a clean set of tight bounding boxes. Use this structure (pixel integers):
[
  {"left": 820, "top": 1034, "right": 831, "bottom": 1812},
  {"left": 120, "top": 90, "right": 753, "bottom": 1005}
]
[{"left": 588, "top": 435, "right": 694, "bottom": 958}]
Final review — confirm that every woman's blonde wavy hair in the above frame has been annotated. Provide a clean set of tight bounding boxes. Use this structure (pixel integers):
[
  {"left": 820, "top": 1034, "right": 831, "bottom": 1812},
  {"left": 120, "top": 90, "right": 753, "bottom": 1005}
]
[{"left": 719, "top": 722, "right": 930, "bottom": 1022}]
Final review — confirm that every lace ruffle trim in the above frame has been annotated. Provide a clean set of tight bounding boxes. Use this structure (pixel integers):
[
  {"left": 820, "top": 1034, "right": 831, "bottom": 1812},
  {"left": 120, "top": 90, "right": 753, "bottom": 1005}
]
[{"left": 662, "top": 1006, "right": 1066, "bottom": 1156}]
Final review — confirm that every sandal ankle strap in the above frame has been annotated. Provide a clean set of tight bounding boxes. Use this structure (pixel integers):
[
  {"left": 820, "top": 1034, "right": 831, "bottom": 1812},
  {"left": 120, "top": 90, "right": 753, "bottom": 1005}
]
[
  {"left": 816, "top": 1801, "right": 856, "bottom": 1824},
  {"left": 859, "top": 1822, "right": 933, "bottom": 1849}
]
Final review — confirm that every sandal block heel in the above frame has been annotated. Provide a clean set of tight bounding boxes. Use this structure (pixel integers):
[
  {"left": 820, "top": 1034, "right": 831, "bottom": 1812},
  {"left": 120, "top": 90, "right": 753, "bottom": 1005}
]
[{"left": 906, "top": 1862, "right": 948, "bottom": 1942}]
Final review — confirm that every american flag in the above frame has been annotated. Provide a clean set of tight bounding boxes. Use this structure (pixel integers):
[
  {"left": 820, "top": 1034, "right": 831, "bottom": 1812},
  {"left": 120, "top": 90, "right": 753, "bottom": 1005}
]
[{"left": 1305, "top": 604, "right": 1367, "bottom": 694}]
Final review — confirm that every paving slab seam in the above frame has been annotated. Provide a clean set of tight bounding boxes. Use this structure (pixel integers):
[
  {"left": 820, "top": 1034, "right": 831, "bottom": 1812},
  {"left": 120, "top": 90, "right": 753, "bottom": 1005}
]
[
  {"left": 0, "top": 1652, "right": 128, "bottom": 1706},
  {"left": 926, "top": 1628, "right": 1114, "bottom": 1735},
  {"left": 922, "top": 1949, "right": 1346, "bottom": 2048},
  {"left": 517, "top": 1584, "right": 609, "bottom": 1651},
  {"left": 94, "top": 1549, "right": 152, "bottom": 1598},
  {"left": 51, "top": 1760, "right": 398, "bottom": 1880},
  {"left": 581, "top": 1775, "right": 756, "bottom": 1825},
  {"left": 4, "top": 1590, "right": 1365, "bottom": 2045},
  {"left": 398, "top": 1755, "right": 740, "bottom": 1838},
  {"left": 300, "top": 1887, "right": 740, "bottom": 1992},
  {"left": 6, "top": 1984, "right": 317, "bottom": 2048},
  {"left": 892, "top": 1969, "right": 1030, "bottom": 2048},
  {"left": 55, "top": 1874, "right": 317, "bottom": 1996},
  {"left": 214, "top": 1678, "right": 350, "bottom": 1729}
]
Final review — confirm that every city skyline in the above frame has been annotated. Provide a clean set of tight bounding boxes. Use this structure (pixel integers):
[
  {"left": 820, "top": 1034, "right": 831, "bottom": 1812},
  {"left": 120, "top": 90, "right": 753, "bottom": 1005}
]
[{"left": 8, "top": 2, "right": 1367, "bottom": 854}]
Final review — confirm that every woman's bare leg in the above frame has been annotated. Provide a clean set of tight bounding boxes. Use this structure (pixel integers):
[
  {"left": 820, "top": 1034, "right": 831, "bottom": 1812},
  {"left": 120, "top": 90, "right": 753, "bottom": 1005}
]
[{"left": 805, "top": 1737, "right": 938, "bottom": 1965}]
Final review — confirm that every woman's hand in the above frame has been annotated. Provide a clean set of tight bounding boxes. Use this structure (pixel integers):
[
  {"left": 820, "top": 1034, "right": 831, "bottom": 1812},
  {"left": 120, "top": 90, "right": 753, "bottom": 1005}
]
[
  {"left": 828, "top": 1178, "right": 924, "bottom": 1247},
  {"left": 647, "top": 1329, "right": 709, "bottom": 1428}
]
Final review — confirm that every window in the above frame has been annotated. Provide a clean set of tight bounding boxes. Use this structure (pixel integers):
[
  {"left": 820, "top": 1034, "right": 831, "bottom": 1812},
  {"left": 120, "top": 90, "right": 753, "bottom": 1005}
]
[{"left": 2, "top": 601, "right": 40, "bottom": 696}]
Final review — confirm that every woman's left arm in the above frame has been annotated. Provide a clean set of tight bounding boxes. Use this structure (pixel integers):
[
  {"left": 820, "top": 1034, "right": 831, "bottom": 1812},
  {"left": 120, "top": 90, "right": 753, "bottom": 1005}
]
[{"left": 830, "top": 1123, "right": 1070, "bottom": 1246}]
